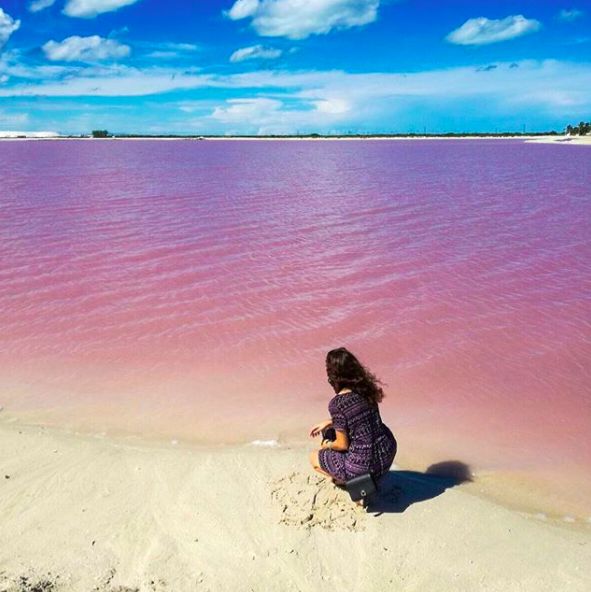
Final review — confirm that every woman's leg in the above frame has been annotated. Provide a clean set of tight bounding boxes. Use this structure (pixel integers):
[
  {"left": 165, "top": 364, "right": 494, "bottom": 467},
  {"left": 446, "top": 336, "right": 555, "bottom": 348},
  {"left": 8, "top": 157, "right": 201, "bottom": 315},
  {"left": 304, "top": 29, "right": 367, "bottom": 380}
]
[{"left": 309, "top": 449, "right": 333, "bottom": 479}]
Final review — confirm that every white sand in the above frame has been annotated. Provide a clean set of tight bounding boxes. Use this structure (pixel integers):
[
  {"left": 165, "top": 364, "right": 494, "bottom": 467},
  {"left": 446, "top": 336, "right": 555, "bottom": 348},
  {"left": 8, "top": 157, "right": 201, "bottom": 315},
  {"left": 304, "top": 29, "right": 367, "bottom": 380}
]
[
  {"left": 0, "top": 131, "right": 59, "bottom": 139},
  {"left": 0, "top": 418, "right": 589, "bottom": 592},
  {"left": 525, "top": 135, "right": 591, "bottom": 146}
]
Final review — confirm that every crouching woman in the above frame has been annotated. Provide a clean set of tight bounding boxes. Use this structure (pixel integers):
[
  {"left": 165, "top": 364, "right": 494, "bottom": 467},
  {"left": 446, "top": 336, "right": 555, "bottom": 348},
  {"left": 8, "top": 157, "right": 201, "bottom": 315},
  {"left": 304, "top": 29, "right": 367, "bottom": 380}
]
[{"left": 309, "top": 347, "right": 397, "bottom": 488}]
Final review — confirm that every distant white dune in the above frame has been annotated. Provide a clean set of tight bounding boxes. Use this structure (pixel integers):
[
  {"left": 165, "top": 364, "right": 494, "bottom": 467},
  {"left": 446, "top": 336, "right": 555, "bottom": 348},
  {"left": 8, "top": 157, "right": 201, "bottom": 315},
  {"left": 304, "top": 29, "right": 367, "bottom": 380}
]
[{"left": 0, "top": 130, "right": 60, "bottom": 138}]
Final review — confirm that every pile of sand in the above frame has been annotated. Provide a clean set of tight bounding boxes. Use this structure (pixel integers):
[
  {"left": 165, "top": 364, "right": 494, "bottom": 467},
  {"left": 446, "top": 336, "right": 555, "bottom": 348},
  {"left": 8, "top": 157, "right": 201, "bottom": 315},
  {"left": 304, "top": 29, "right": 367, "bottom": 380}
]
[{"left": 269, "top": 472, "right": 368, "bottom": 531}]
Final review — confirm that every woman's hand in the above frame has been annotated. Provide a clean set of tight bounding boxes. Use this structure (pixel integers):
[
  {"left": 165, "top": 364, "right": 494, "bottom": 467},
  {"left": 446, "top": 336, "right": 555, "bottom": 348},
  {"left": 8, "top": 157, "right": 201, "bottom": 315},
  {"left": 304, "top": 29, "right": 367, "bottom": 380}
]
[{"left": 309, "top": 419, "right": 332, "bottom": 438}]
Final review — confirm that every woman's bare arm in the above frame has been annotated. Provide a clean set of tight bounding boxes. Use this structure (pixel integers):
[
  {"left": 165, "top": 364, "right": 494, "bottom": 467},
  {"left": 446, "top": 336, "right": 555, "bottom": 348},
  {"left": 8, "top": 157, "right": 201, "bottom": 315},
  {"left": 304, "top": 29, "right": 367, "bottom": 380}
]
[{"left": 320, "top": 429, "right": 349, "bottom": 452}]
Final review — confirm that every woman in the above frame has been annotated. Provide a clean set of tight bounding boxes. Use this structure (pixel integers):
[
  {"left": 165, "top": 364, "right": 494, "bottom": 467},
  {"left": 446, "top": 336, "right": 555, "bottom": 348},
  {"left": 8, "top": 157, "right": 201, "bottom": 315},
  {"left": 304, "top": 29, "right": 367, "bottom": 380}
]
[{"left": 309, "top": 347, "right": 397, "bottom": 490}]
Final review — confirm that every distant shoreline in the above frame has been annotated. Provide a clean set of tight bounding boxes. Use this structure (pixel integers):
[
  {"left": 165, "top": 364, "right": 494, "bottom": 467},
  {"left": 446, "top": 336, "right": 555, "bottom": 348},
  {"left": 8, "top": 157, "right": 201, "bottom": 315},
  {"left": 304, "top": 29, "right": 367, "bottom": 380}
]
[
  {"left": 524, "top": 135, "right": 591, "bottom": 146},
  {"left": 1, "top": 134, "right": 589, "bottom": 146},
  {"left": 1, "top": 133, "right": 588, "bottom": 142}
]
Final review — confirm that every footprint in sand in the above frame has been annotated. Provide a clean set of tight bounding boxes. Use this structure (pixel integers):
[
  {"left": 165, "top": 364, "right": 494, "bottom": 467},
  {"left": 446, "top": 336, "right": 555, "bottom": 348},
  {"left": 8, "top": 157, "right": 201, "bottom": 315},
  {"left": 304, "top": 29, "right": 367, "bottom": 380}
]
[{"left": 268, "top": 472, "right": 367, "bottom": 531}]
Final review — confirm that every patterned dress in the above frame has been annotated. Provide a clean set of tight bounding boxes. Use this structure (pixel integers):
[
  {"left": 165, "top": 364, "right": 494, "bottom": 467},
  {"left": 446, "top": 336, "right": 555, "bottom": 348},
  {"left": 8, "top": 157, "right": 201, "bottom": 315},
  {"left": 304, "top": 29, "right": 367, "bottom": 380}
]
[{"left": 318, "top": 391, "right": 397, "bottom": 482}]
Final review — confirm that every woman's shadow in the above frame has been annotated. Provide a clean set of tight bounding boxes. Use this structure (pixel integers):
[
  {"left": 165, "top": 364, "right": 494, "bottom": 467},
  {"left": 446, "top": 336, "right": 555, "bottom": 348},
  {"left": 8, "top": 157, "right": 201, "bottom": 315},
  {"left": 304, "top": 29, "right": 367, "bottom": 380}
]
[{"left": 367, "top": 461, "right": 472, "bottom": 515}]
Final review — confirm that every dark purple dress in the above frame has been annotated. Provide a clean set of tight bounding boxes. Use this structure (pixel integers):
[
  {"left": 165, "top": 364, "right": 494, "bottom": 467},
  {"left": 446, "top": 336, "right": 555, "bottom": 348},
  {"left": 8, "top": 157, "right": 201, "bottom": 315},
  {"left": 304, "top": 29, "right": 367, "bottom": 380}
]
[{"left": 318, "top": 391, "right": 397, "bottom": 482}]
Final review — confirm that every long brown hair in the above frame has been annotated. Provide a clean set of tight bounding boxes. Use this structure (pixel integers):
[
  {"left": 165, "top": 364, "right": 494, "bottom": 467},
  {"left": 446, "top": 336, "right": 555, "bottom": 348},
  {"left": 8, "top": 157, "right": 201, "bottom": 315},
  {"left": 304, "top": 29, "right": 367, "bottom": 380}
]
[{"left": 325, "top": 347, "right": 386, "bottom": 406}]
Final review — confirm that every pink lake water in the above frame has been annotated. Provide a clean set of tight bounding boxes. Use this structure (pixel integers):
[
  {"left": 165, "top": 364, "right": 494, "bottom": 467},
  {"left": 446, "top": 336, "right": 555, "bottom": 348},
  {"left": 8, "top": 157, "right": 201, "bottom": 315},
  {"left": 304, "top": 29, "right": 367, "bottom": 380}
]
[{"left": 1, "top": 139, "right": 590, "bottom": 517}]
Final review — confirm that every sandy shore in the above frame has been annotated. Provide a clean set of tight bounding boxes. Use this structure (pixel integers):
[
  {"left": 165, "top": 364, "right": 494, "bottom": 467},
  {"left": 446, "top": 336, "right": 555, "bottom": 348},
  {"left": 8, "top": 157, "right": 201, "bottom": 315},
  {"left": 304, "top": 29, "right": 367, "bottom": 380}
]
[
  {"left": 525, "top": 135, "right": 591, "bottom": 146},
  {"left": 1, "top": 418, "right": 589, "bottom": 592}
]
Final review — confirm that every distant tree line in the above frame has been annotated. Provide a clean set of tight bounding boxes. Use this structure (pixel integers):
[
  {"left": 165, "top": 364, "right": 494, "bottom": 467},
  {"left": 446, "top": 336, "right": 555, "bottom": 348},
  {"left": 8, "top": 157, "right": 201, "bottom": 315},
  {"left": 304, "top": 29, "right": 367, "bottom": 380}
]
[
  {"left": 88, "top": 131, "right": 559, "bottom": 139},
  {"left": 90, "top": 128, "right": 586, "bottom": 139},
  {"left": 565, "top": 121, "right": 590, "bottom": 136}
]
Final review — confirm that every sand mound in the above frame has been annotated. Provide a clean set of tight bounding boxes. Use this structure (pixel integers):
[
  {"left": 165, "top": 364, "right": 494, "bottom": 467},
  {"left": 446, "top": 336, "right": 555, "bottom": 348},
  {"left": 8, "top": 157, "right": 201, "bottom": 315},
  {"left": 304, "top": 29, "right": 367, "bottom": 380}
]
[{"left": 269, "top": 471, "right": 368, "bottom": 531}]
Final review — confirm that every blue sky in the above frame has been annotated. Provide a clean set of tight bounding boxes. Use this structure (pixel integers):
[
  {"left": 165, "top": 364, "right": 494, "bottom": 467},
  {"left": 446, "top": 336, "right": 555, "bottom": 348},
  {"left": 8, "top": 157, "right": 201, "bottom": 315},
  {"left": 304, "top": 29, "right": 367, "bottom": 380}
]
[{"left": 0, "top": 0, "right": 589, "bottom": 134}]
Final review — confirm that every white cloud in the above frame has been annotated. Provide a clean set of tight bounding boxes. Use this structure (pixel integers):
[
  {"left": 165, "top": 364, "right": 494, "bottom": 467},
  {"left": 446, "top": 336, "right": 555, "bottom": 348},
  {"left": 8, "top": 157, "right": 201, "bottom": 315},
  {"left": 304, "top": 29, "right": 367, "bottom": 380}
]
[
  {"left": 63, "top": 0, "right": 141, "bottom": 18},
  {"left": 206, "top": 61, "right": 591, "bottom": 134},
  {"left": 559, "top": 9, "right": 584, "bottom": 22},
  {"left": 314, "top": 98, "right": 350, "bottom": 114},
  {"left": 157, "top": 42, "right": 199, "bottom": 52},
  {"left": 0, "top": 64, "right": 210, "bottom": 96},
  {"left": 141, "top": 42, "right": 200, "bottom": 59},
  {"left": 0, "top": 50, "right": 72, "bottom": 80},
  {"left": 446, "top": 15, "right": 541, "bottom": 46},
  {"left": 28, "top": 0, "right": 57, "bottom": 12},
  {"left": 2, "top": 58, "right": 590, "bottom": 134},
  {"left": 226, "top": 0, "right": 379, "bottom": 39},
  {"left": 43, "top": 35, "right": 131, "bottom": 62},
  {"left": 230, "top": 45, "right": 282, "bottom": 62},
  {"left": 0, "top": 9, "right": 20, "bottom": 49},
  {"left": 1, "top": 59, "right": 590, "bottom": 130},
  {"left": 0, "top": 110, "right": 29, "bottom": 126},
  {"left": 211, "top": 97, "right": 282, "bottom": 122},
  {"left": 227, "top": 0, "right": 260, "bottom": 20},
  {"left": 209, "top": 96, "right": 349, "bottom": 135},
  {"left": 146, "top": 51, "right": 178, "bottom": 59},
  {"left": 236, "top": 60, "right": 591, "bottom": 116}
]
